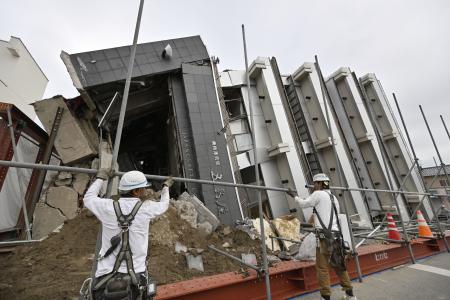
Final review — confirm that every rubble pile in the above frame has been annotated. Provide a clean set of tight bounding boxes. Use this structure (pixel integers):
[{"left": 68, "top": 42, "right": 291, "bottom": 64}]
[{"left": 0, "top": 194, "right": 264, "bottom": 300}]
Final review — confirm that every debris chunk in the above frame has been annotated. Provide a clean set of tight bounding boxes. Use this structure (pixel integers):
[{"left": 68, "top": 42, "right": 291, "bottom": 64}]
[
  {"left": 186, "top": 254, "right": 204, "bottom": 272},
  {"left": 46, "top": 186, "right": 78, "bottom": 219}
]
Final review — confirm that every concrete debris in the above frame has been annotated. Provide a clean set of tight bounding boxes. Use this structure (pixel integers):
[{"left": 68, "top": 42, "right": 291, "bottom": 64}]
[
  {"left": 251, "top": 218, "right": 279, "bottom": 252},
  {"left": 73, "top": 173, "right": 91, "bottom": 195},
  {"left": 55, "top": 172, "right": 73, "bottom": 186},
  {"left": 172, "top": 199, "right": 198, "bottom": 229},
  {"left": 222, "top": 242, "right": 231, "bottom": 248},
  {"left": 33, "top": 96, "right": 97, "bottom": 165},
  {"left": 186, "top": 254, "right": 204, "bottom": 272},
  {"left": 90, "top": 158, "right": 99, "bottom": 170},
  {"left": 178, "top": 192, "right": 220, "bottom": 231},
  {"left": 197, "top": 221, "right": 213, "bottom": 235},
  {"left": 235, "top": 218, "right": 259, "bottom": 240},
  {"left": 288, "top": 243, "right": 300, "bottom": 256},
  {"left": 272, "top": 218, "right": 301, "bottom": 249},
  {"left": 241, "top": 253, "right": 257, "bottom": 266},
  {"left": 45, "top": 186, "right": 79, "bottom": 219},
  {"left": 175, "top": 241, "right": 188, "bottom": 253},
  {"left": 32, "top": 202, "right": 66, "bottom": 239},
  {"left": 222, "top": 226, "right": 232, "bottom": 236}
]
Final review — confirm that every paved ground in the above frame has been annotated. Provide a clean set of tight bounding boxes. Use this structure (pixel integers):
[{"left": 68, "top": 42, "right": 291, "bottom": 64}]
[{"left": 292, "top": 252, "right": 450, "bottom": 300}]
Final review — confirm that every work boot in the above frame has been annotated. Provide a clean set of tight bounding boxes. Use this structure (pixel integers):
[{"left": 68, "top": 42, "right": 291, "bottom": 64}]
[{"left": 340, "top": 290, "right": 357, "bottom": 300}]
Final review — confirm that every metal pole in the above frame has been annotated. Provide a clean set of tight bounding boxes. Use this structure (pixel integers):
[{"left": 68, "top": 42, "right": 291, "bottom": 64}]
[
  {"left": 93, "top": 0, "right": 146, "bottom": 281},
  {"left": 314, "top": 56, "right": 363, "bottom": 282},
  {"left": 406, "top": 165, "right": 443, "bottom": 226},
  {"left": 441, "top": 115, "right": 450, "bottom": 141},
  {"left": 0, "top": 159, "right": 438, "bottom": 196},
  {"left": 242, "top": 24, "right": 271, "bottom": 299},
  {"left": 6, "top": 109, "right": 31, "bottom": 240},
  {"left": 107, "top": 0, "right": 145, "bottom": 196},
  {"left": 356, "top": 82, "right": 415, "bottom": 262},
  {"left": 419, "top": 105, "right": 450, "bottom": 252},
  {"left": 208, "top": 245, "right": 262, "bottom": 272},
  {"left": 378, "top": 133, "right": 416, "bottom": 263}
]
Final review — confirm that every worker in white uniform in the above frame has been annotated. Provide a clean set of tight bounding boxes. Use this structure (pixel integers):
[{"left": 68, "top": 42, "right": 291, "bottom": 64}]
[
  {"left": 84, "top": 169, "right": 173, "bottom": 299},
  {"left": 287, "top": 173, "right": 356, "bottom": 300}
]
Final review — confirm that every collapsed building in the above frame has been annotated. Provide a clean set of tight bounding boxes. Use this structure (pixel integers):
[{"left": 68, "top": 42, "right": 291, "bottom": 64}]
[{"left": 0, "top": 35, "right": 439, "bottom": 240}]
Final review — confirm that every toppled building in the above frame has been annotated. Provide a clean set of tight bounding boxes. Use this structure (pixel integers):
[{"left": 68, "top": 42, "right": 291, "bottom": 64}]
[{"left": 60, "top": 36, "right": 243, "bottom": 225}]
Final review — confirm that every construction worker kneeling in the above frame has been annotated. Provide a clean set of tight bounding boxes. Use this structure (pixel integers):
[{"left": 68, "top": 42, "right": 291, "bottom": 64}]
[
  {"left": 81, "top": 168, "right": 173, "bottom": 300},
  {"left": 287, "top": 173, "right": 356, "bottom": 300}
]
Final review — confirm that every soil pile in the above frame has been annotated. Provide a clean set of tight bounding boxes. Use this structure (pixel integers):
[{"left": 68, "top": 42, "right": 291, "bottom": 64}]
[{"left": 0, "top": 204, "right": 263, "bottom": 300}]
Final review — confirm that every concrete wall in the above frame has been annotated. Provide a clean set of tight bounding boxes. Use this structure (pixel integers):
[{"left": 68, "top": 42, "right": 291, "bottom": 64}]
[{"left": 0, "top": 37, "right": 48, "bottom": 120}]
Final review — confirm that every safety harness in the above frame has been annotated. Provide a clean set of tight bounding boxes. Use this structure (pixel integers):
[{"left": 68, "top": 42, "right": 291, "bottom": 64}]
[
  {"left": 313, "top": 192, "right": 349, "bottom": 271},
  {"left": 94, "top": 200, "right": 143, "bottom": 291}
]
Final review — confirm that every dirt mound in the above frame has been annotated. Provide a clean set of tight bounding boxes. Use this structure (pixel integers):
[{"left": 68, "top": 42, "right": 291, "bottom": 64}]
[{"left": 0, "top": 205, "right": 263, "bottom": 299}]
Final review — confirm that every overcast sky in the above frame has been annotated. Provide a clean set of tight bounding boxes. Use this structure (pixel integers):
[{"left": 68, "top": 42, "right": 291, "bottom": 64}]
[{"left": 2, "top": 0, "right": 449, "bottom": 167}]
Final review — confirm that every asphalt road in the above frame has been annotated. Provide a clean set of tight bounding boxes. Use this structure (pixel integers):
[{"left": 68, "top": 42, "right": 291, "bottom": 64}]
[{"left": 292, "top": 252, "right": 450, "bottom": 300}]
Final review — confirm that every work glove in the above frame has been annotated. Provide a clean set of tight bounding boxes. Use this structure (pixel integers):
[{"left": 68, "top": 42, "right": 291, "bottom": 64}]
[
  {"left": 286, "top": 188, "right": 297, "bottom": 198},
  {"left": 162, "top": 176, "right": 174, "bottom": 188},
  {"left": 96, "top": 167, "right": 114, "bottom": 180}
]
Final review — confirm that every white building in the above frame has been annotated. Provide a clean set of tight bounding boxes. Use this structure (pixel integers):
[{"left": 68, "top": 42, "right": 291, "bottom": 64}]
[{"left": 0, "top": 36, "right": 48, "bottom": 120}]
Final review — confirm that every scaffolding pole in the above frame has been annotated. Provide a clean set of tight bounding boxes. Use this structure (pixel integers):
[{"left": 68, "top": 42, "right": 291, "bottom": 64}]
[
  {"left": 441, "top": 115, "right": 450, "bottom": 141},
  {"left": 419, "top": 105, "right": 450, "bottom": 252},
  {"left": 314, "top": 56, "right": 363, "bottom": 282},
  {"left": 242, "top": 24, "right": 271, "bottom": 300},
  {"left": 356, "top": 83, "right": 416, "bottom": 264}
]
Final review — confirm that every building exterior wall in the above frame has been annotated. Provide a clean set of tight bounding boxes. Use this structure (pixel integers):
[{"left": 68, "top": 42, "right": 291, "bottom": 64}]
[
  {"left": 0, "top": 37, "right": 48, "bottom": 120},
  {"left": 360, "top": 73, "right": 433, "bottom": 220},
  {"left": 287, "top": 63, "right": 371, "bottom": 227}
]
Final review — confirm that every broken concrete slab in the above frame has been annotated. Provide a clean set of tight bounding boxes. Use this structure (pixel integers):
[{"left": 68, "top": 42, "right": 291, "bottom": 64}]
[
  {"left": 186, "top": 254, "right": 204, "bottom": 272},
  {"left": 178, "top": 192, "right": 220, "bottom": 231},
  {"left": 272, "top": 218, "right": 301, "bottom": 249},
  {"left": 33, "top": 96, "right": 98, "bottom": 165},
  {"left": 252, "top": 218, "right": 279, "bottom": 252},
  {"left": 45, "top": 186, "right": 78, "bottom": 219},
  {"left": 32, "top": 202, "right": 66, "bottom": 239},
  {"left": 172, "top": 199, "right": 198, "bottom": 228},
  {"left": 73, "top": 173, "right": 90, "bottom": 195}
]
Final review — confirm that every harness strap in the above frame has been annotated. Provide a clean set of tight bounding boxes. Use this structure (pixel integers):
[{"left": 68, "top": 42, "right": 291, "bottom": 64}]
[
  {"left": 313, "top": 193, "right": 335, "bottom": 236},
  {"left": 94, "top": 200, "right": 143, "bottom": 290}
]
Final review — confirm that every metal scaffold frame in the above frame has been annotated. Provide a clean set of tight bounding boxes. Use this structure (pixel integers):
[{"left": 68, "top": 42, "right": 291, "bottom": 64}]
[{"left": 1, "top": 3, "right": 449, "bottom": 297}]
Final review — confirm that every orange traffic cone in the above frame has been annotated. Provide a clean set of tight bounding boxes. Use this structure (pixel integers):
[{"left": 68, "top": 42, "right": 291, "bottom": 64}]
[
  {"left": 417, "top": 210, "right": 433, "bottom": 238},
  {"left": 387, "top": 212, "right": 401, "bottom": 240}
]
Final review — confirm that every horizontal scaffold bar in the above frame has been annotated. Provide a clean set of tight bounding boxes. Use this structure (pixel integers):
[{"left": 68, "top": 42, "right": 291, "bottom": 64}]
[{"left": 0, "top": 160, "right": 435, "bottom": 196}]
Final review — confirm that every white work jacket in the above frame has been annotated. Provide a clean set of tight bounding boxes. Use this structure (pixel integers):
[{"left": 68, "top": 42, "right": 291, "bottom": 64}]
[
  {"left": 294, "top": 189, "right": 340, "bottom": 231},
  {"left": 84, "top": 179, "right": 169, "bottom": 277}
]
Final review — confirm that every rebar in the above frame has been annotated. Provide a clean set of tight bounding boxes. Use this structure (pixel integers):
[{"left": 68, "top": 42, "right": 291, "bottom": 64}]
[{"left": 208, "top": 245, "right": 262, "bottom": 272}]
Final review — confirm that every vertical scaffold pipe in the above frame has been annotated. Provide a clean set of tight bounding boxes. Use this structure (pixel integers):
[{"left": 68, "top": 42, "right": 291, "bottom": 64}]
[
  {"left": 92, "top": 0, "right": 146, "bottom": 281},
  {"left": 419, "top": 105, "right": 450, "bottom": 253},
  {"left": 314, "top": 56, "right": 363, "bottom": 282},
  {"left": 242, "top": 24, "right": 271, "bottom": 300}
]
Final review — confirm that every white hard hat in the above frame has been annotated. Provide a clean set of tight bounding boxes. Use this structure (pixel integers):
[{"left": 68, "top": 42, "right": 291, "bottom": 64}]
[
  {"left": 119, "top": 171, "right": 149, "bottom": 191},
  {"left": 313, "top": 173, "right": 330, "bottom": 182}
]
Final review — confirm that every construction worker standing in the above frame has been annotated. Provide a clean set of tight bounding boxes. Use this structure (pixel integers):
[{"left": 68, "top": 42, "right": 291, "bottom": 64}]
[
  {"left": 287, "top": 173, "right": 356, "bottom": 300},
  {"left": 83, "top": 169, "right": 173, "bottom": 299}
]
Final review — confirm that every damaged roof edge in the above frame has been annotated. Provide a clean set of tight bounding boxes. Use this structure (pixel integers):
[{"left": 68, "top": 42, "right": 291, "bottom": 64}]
[{"left": 60, "top": 50, "right": 96, "bottom": 111}]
